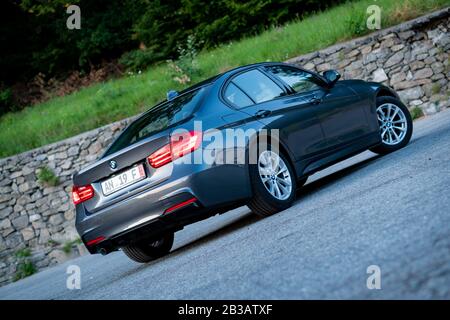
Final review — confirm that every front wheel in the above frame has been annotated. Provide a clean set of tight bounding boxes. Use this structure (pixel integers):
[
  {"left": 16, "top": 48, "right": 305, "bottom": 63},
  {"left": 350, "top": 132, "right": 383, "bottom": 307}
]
[
  {"left": 370, "top": 96, "right": 413, "bottom": 155},
  {"left": 247, "top": 148, "right": 297, "bottom": 217},
  {"left": 122, "top": 233, "right": 174, "bottom": 263}
]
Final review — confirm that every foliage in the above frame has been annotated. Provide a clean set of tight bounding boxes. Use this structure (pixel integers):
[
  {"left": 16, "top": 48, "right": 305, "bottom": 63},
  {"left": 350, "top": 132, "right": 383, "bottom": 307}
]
[
  {"left": 37, "top": 166, "right": 60, "bottom": 187},
  {"left": 14, "top": 248, "right": 36, "bottom": 281},
  {"left": 410, "top": 106, "right": 425, "bottom": 120},
  {"left": 2, "top": 0, "right": 343, "bottom": 84},
  {"left": 345, "top": 6, "right": 369, "bottom": 37},
  {"left": 0, "top": 0, "right": 448, "bottom": 157},
  {"left": 166, "top": 34, "right": 203, "bottom": 85},
  {"left": 47, "top": 239, "right": 60, "bottom": 246},
  {"left": 63, "top": 238, "right": 83, "bottom": 255},
  {"left": 1, "top": 0, "right": 144, "bottom": 83},
  {"left": 119, "top": 50, "right": 163, "bottom": 73},
  {"left": 131, "top": 0, "right": 343, "bottom": 70},
  {"left": 431, "top": 83, "right": 441, "bottom": 95},
  {"left": 15, "top": 248, "right": 31, "bottom": 258},
  {"left": 0, "top": 88, "right": 14, "bottom": 116}
]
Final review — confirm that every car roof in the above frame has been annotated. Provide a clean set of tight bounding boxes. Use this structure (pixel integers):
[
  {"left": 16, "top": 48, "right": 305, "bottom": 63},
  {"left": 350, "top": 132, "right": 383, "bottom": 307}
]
[
  {"left": 217, "top": 61, "right": 296, "bottom": 78},
  {"left": 180, "top": 61, "right": 296, "bottom": 93},
  {"left": 144, "top": 61, "right": 306, "bottom": 115}
]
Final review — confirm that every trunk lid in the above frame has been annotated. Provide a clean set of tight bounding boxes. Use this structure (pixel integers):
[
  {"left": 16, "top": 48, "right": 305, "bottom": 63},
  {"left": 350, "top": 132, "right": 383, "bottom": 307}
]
[{"left": 73, "top": 130, "right": 169, "bottom": 186}]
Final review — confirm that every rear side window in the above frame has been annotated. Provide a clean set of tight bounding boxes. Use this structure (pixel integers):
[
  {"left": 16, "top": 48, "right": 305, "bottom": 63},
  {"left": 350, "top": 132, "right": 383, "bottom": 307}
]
[
  {"left": 104, "top": 87, "right": 207, "bottom": 156},
  {"left": 224, "top": 83, "right": 253, "bottom": 108},
  {"left": 265, "top": 65, "right": 321, "bottom": 94},
  {"left": 231, "top": 69, "right": 284, "bottom": 105}
]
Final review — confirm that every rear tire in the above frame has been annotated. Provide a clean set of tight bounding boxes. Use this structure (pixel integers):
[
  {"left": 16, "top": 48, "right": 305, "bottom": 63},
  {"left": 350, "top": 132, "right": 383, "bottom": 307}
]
[
  {"left": 122, "top": 233, "right": 174, "bottom": 263},
  {"left": 370, "top": 96, "right": 413, "bottom": 155},
  {"left": 247, "top": 146, "right": 297, "bottom": 217}
]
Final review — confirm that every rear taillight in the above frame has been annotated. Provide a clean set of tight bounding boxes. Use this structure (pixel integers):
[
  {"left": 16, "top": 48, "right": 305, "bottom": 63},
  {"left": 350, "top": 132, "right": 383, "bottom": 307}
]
[
  {"left": 147, "top": 144, "right": 172, "bottom": 168},
  {"left": 148, "top": 131, "right": 202, "bottom": 168},
  {"left": 72, "top": 185, "right": 94, "bottom": 205}
]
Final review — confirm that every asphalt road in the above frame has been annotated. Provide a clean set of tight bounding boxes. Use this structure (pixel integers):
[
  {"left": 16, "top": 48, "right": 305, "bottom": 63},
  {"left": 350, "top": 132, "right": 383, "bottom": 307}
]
[{"left": 1, "top": 109, "right": 450, "bottom": 300}]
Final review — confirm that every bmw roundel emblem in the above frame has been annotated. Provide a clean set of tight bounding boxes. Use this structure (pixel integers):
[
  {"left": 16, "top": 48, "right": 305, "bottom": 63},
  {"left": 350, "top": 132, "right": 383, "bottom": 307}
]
[{"left": 109, "top": 160, "right": 117, "bottom": 170}]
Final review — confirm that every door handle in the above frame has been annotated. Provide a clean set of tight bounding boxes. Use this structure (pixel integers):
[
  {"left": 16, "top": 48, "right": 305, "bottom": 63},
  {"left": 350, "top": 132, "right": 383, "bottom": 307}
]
[
  {"left": 255, "top": 109, "right": 272, "bottom": 118},
  {"left": 309, "top": 97, "right": 322, "bottom": 105}
]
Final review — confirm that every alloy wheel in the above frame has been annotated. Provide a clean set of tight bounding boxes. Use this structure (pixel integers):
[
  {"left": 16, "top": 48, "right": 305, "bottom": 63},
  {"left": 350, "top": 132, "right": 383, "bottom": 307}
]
[
  {"left": 258, "top": 150, "right": 292, "bottom": 201},
  {"left": 377, "top": 103, "right": 408, "bottom": 145}
]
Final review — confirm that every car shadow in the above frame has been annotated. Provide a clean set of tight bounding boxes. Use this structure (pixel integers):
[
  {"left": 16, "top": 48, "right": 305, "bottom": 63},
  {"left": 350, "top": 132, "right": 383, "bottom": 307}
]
[
  {"left": 170, "top": 211, "right": 258, "bottom": 256},
  {"left": 167, "top": 153, "right": 383, "bottom": 259}
]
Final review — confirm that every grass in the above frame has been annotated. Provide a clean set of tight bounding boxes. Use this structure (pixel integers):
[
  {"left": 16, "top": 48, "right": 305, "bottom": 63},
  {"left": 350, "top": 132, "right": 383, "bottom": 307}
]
[
  {"left": 15, "top": 248, "right": 31, "bottom": 258},
  {"left": 411, "top": 106, "right": 425, "bottom": 120},
  {"left": 37, "top": 166, "right": 60, "bottom": 187},
  {"left": 63, "top": 238, "right": 82, "bottom": 255},
  {"left": 431, "top": 83, "right": 442, "bottom": 95},
  {"left": 14, "top": 248, "right": 36, "bottom": 281},
  {"left": 0, "top": 0, "right": 449, "bottom": 158}
]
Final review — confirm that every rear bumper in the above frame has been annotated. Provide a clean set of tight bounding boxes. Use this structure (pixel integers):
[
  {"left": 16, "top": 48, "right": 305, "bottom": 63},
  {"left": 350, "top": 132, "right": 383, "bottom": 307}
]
[
  {"left": 75, "top": 162, "right": 251, "bottom": 254},
  {"left": 85, "top": 196, "right": 203, "bottom": 255}
]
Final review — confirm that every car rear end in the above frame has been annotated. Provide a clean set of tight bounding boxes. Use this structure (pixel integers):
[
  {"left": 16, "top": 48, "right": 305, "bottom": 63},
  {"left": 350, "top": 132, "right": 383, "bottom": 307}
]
[{"left": 72, "top": 87, "right": 211, "bottom": 255}]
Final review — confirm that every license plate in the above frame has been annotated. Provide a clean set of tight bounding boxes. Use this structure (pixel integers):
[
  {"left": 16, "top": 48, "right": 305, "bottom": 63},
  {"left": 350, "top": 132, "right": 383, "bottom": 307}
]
[{"left": 101, "top": 164, "right": 146, "bottom": 196}]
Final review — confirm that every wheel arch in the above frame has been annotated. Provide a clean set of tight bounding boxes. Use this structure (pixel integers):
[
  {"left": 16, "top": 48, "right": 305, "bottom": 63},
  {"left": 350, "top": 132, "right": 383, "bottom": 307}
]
[
  {"left": 247, "top": 130, "right": 298, "bottom": 179},
  {"left": 375, "top": 85, "right": 399, "bottom": 99}
]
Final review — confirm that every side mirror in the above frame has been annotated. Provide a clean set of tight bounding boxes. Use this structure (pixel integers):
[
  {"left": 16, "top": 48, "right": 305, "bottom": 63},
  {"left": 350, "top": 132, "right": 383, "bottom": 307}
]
[
  {"left": 166, "top": 90, "right": 179, "bottom": 101},
  {"left": 322, "top": 70, "right": 341, "bottom": 87}
]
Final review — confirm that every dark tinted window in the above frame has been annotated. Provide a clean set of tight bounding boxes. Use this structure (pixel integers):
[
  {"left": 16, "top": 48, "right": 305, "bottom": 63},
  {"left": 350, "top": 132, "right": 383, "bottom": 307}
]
[
  {"left": 232, "top": 69, "right": 284, "bottom": 104},
  {"left": 266, "top": 66, "right": 322, "bottom": 94},
  {"left": 104, "top": 87, "right": 207, "bottom": 156},
  {"left": 224, "top": 82, "right": 253, "bottom": 108}
]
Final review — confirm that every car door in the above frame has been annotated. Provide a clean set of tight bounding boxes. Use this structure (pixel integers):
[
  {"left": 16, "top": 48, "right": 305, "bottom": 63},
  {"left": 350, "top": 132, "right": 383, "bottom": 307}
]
[
  {"left": 265, "top": 65, "right": 371, "bottom": 151},
  {"left": 222, "top": 68, "right": 326, "bottom": 162}
]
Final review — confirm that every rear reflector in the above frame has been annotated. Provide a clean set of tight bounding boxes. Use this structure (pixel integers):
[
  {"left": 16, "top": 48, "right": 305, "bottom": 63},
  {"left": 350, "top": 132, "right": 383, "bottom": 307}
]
[
  {"left": 148, "top": 131, "right": 202, "bottom": 168},
  {"left": 164, "top": 197, "right": 197, "bottom": 214},
  {"left": 72, "top": 185, "right": 94, "bottom": 205},
  {"left": 86, "top": 236, "right": 106, "bottom": 246}
]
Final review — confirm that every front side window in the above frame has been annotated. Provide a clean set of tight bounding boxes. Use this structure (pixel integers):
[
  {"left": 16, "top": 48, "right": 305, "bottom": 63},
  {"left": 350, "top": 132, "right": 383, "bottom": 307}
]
[
  {"left": 265, "top": 65, "right": 322, "bottom": 94},
  {"left": 231, "top": 69, "right": 284, "bottom": 104}
]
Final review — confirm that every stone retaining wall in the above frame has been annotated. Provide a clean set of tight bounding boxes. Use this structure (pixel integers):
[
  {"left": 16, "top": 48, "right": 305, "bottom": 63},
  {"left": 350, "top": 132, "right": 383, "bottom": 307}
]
[
  {"left": 0, "top": 8, "right": 449, "bottom": 286},
  {"left": 287, "top": 8, "right": 450, "bottom": 114},
  {"left": 0, "top": 118, "right": 134, "bottom": 285}
]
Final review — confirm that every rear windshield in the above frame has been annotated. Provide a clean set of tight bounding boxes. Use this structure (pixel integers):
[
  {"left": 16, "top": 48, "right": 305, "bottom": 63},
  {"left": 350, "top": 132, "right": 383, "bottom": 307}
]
[{"left": 103, "top": 87, "right": 207, "bottom": 157}]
